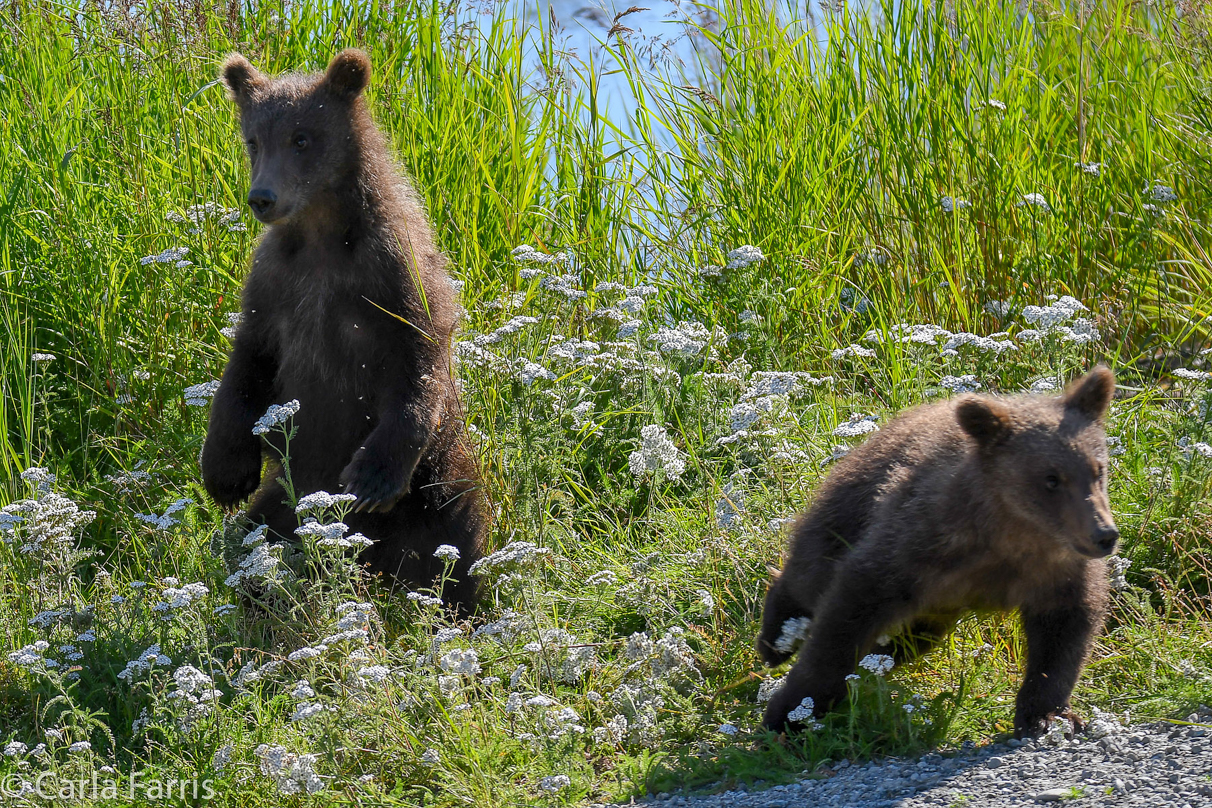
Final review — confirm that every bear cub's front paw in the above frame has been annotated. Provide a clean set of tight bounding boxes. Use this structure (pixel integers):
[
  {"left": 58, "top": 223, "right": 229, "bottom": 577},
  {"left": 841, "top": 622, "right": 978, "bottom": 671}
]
[
  {"left": 339, "top": 444, "right": 418, "bottom": 513},
  {"left": 202, "top": 439, "right": 263, "bottom": 511},
  {"left": 1014, "top": 708, "right": 1084, "bottom": 740}
]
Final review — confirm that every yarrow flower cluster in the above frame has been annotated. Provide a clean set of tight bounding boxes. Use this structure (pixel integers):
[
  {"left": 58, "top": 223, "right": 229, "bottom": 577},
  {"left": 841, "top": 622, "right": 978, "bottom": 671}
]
[
  {"left": 252, "top": 400, "right": 301, "bottom": 435},
  {"left": 774, "top": 617, "right": 812, "bottom": 654},
  {"left": 649, "top": 321, "right": 714, "bottom": 359},
  {"left": 294, "top": 491, "right": 357, "bottom": 515},
  {"left": 166, "top": 202, "right": 244, "bottom": 232},
  {"left": 183, "top": 380, "right": 220, "bottom": 407},
  {"left": 117, "top": 645, "right": 172, "bottom": 682},
  {"left": 140, "top": 246, "right": 191, "bottom": 266},
  {"left": 940, "top": 195, "right": 971, "bottom": 213},
  {"left": 255, "top": 744, "right": 324, "bottom": 794},
  {"left": 224, "top": 542, "right": 288, "bottom": 588},
  {"left": 474, "top": 315, "right": 539, "bottom": 346},
  {"left": 725, "top": 245, "right": 765, "bottom": 270},
  {"left": 1018, "top": 193, "right": 1051, "bottom": 211},
  {"left": 512, "top": 244, "right": 571, "bottom": 265},
  {"left": 1018, "top": 295, "right": 1100, "bottom": 344},
  {"left": 833, "top": 414, "right": 880, "bottom": 438},
  {"left": 294, "top": 520, "right": 372, "bottom": 549},
  {"left": 939, "top": 375, "right": 981, "bottom": 394},
  {"left": 219, "top": 311, "right": 243, "bottom": 339},
  {"left": 469, "top": 541, "right": 552, "bottom": 580},
  {"left": 786, "top": 697, "right": 817, "bottom": 724},
  {"left": 134, "top": 498, "right": 192, "bottom": 530},
  {"left": 152, "top": 580, "right": 209, "bottom": 618},
  {"left": 858, "top": 654, "right": 895, "bottom": 676},
  {"left": 628, "top": 425, "right": 686, "bottom": 481}
]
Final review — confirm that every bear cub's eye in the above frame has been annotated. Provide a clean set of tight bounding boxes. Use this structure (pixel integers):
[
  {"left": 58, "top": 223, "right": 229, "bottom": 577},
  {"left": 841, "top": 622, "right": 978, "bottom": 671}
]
[
  {"left": 293, "top": 133, "right": 309, "bottom": 150},
  {"left": 1044, "top": 474, "right": 1061, "bottom": 491},
  {"left": 246, "top": 139, "right": 258, "bottom": 155}
]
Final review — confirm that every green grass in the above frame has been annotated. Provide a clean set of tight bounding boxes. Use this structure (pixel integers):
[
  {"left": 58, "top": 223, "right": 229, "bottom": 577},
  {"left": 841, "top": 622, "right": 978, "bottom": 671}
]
[{"left": 0, "top": 0, "right": 1211, "bottom": 805}]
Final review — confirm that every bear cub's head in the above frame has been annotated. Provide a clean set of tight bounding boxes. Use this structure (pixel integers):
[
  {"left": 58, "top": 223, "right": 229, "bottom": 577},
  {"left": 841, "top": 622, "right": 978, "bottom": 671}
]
[
  {"left": 955, "top": 366, "right": 1119, "bottom": 560},
  {"left": 221, "top": 49, "right": 372, "bottom": 226}
]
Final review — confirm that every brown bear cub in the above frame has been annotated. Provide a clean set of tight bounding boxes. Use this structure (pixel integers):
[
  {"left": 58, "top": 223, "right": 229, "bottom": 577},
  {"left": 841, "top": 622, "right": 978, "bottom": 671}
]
[
  {"left": 758, "top": 367, "right": 1119, "bottom": 738},
  {"left": 201, "top": 50, "right": 485, "bottom": 609}
]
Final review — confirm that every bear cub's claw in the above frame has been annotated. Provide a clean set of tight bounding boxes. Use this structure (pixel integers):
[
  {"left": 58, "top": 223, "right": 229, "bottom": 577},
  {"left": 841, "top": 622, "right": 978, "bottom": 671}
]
[{"left": 1014, "top": 708, "right": 1084, "bottom": 740}]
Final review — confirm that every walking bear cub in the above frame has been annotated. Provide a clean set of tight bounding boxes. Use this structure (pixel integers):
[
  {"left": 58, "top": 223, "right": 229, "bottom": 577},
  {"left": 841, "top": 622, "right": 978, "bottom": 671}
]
[
  {"left": 201, "top": 50, "right": 485, "bottom": 609},
  {"left": 758, "top": 367, "right": 1119, "bottom": 738}
]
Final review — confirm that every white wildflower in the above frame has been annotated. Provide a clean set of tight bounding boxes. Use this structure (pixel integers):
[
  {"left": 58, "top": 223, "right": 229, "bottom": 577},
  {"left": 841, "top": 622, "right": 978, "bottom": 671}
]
[
  {"left": 255, "top": 744, "right": 324, "bottom": 794},
  {"left": 940, "top": 195, "right": 971, "bottom": 212},
  {"left": 786, "top": 697, "right": 816, "bottom": 723},
  {"left": 433, "top": 544, "right": 461, "bottom": 561},
  {"left": 628, "top": 424, "right": 686, "bottom": 480},
  {"left": 512, "top": 244, "right": 571, "bottom": 265},
  {"left": 184, "top": 380, "right": 220, "bottom": 406},
  {"left": 539, "top": 775, "right": 571, "bottom": 792},
  {"left": 1018, "top": 193, "right": 1051, "bottom": 211},
  {"left": 939, "top": 375, "right": 981, "bottom": 394},
  {"left": 294, "top": 491, "right": 357, "bottom": 514},
  {"left": 1108, "top": 556, "right": 1132, "bottom": 591},
  {"left": 135, "top": 497, "right": 193, "bottom": 531},
  {"left": 757, "top": 677, "right": 784, "bottom": 703},
  {"left": 140, "top": 246, "right": 190, "bottom": 265},
  {"left": 858, "top": 654, "right": 895, "bottom": 676},
  {"left": 117, "top": 645, "right": 172, "bottom": 682},
  {"left": 356, "top": 665, "right": 392, "bottom": 685},
  {"left": 718, "top": 723, "right": 739, "bottom": 736},
  {"left": 715, "top": 483, "right": 744, "bottom": 531},
  {"left": 833, "top": 414, "right": 880, "bottom": 438},
  {"left": 650, "top": 321, "right": 713, "bottom": 359},
  {"left": 774, "top": 617, "right": 812, "bottom": 654},
  {"left": 474, "top": 315, "right": 539, "bottom": 346},
  {"left": 291, "top": 680, "right": 317, "bottom": 700},
  {"left": 219, "top": 311, "right": 243, "bottom": 339},
  {"left": 832, "top": 343, "right": 876, "bottom": 360},
  {"left": 725, "top": 245, "right": 765, "bottom": 270},
  {"left": 1150, "top": 182, "right": 1177, "bottom": 203},
  {"left": 212, "top": 744, "right": 233, "bottom": 772},
  {"left": 469, "top": 541, "right": 551, "bottom": 577},
  {"left": 252, "top": 400, "right": 300, "bottom": 435},
  {"left": 438, "top": 649, "right": 481, "bottom": 677}
]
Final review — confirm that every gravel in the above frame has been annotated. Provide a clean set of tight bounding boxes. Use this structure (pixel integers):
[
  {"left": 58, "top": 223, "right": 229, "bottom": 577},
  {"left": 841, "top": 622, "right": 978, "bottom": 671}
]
[{"left": 607, "top": 707, "right": 1212, "bottom": 808}]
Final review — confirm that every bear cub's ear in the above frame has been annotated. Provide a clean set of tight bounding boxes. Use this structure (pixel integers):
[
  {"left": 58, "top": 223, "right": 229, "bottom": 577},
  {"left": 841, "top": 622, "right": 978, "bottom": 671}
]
[
  {"left": 1063, "top": 365, "right": 1115, "bottom": 421},
  {"left": 323, "top": 49, "right": 371, "bottom": 100},
  {"left": 222, "top": 53, "right": 264, "bottom": 103},
  {"left": 956, "top": 396, "right": 1011, "bottom": 448}
]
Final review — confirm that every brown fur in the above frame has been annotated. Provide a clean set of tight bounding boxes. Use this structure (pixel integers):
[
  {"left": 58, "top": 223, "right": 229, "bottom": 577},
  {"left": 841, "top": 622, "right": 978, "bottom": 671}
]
[
  {"left": 758, "top": 367, "right": 1119, "bottom": 737},
  {"left": 200, "top": 50, "right": 485, "bottom": 609}
]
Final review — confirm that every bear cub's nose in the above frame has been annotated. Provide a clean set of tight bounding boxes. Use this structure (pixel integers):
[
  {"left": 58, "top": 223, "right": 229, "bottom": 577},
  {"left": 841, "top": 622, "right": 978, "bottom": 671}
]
[
  {"left": 247, "top": 188, "right": 277, "bottom": 217},
  {"left": 1093, "top": 526, "right": 1119, "bottom": 554}
]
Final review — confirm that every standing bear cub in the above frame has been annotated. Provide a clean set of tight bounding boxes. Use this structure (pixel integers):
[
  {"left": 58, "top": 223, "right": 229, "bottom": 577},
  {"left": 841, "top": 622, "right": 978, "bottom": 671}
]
[
  {"left": 201, "top": 50, "right": 485, "bottom": 609},
  {"left": 758, "top": 367, "right": 1119, "bottom": 738}
]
